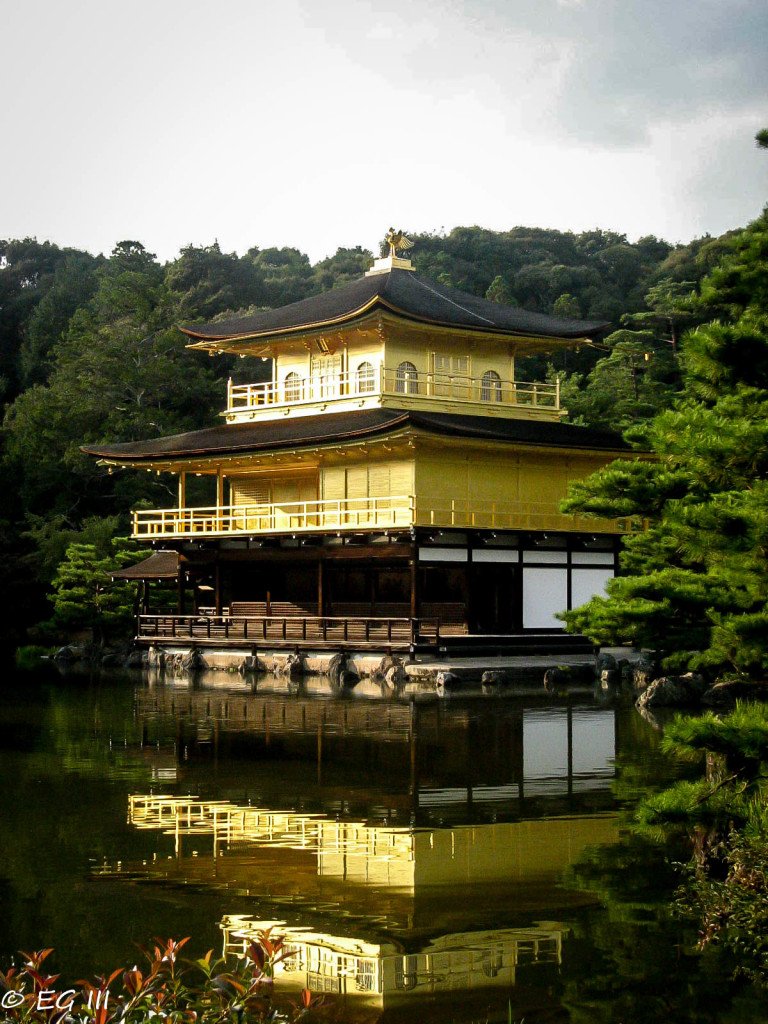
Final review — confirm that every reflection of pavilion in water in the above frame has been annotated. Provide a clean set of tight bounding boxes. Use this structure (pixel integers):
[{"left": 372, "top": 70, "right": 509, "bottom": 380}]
[
  {"left": 127, "top": 793, "right": 618, "bottom": 888},
  {"left": 222, "top": 915, "right": 564, "bottom": 1006},
  {"left": 120, "top": 795, "right": 616, "bottom": 1015},
  {"left": 135, "top": 689, "right": 619, "bottom": 823},
  {"left": 114, "top": 693, "right": 623, "bottom": 1019}
]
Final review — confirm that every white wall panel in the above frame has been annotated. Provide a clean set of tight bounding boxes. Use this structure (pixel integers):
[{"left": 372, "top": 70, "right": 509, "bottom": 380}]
[
  {"left": 571, "top": 569, "right": 614, "bottom": 609},
  {"left": 523, "top": 568, "right": 568, "bottom": 628}
]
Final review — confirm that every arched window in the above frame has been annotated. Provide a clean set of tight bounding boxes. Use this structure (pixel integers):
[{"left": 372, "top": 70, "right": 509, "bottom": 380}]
[
  {"left": 395, "top": 360, "right": 418, "bottom": 394},
  {"left": 356, "top": 361, "right": 376, "bottom": 393},
  {"left": 284, "top": 371, "right": 301, "bottom": 402},
  {"left": 481, "top": 369, "right": 502, "bottom": 402}
]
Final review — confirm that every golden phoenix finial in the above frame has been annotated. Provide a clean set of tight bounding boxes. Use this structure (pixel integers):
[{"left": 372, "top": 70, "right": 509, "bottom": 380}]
[{"left": 386, "top": 228, "right": 414, "bottom": 258}]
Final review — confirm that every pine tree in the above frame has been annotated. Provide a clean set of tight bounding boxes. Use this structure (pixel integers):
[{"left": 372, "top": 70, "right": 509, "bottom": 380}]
[{"left": 560, "top": 206, "right": 768, "bottom": 676}]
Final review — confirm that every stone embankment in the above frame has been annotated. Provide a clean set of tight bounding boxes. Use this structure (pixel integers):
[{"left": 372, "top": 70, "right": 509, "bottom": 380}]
[{"left": 49, "top": 641, "right": 768, "bottom": 705}]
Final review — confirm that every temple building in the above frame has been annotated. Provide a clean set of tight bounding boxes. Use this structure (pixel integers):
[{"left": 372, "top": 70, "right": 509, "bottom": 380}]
[{"left": 86, "top": 243, "right": 633, "bottom": 654}]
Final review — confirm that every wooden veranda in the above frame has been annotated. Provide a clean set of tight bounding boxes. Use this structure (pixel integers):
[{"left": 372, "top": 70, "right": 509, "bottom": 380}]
[{"left": 135, "top": 611, "right": 595, "bottom": 656}]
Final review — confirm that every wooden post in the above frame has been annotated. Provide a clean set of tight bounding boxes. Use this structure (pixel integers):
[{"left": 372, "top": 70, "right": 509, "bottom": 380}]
[
  {"left": 409, "top": 548, "right": 420, "bottom": 619},
  {"left": 178, "top": 471, "right": 186, "bottom": 509},
  {"left": 216, "top": 467, "right": 224, "bottom": 530}
]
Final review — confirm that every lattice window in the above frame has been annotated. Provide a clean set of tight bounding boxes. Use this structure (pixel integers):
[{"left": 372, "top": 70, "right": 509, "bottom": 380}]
[
  {"left": 395, "top": 360, "right": 418, "bottom": 394},
  {"left": 231, "top": 478, "right": 270, "bottom": 505},
  {"left": 284, "top": 372, "right": 302, "bottom": 401},
  {"left": 481, "top": 369, "right": 502, "bottom": 402},
  {"left": 356, "top": 361, "right": 376, "bottom": 393}
]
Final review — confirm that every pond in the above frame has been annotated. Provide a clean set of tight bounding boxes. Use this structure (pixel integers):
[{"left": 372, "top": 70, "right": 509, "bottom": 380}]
[{"left": 0, "top": 669, "right": 764, "bottom": 1023}]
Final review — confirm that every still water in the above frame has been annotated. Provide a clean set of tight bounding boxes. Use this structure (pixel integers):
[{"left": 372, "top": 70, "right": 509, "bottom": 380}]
[{"left": 0, "top": 670, "right": 762, "bottom": 1022}]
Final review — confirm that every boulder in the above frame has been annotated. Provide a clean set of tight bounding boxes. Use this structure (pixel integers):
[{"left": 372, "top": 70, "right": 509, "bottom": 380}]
[
  {"left": 481, "top": 670, "right": 509, "bottom": 695},
  {"left": 327, "top": 652, "right": 347, "bottom": 684},
  {"left": 53, "top": 645, "right": 82, "bottom": 663},
  {"left": 619, "top": 660, "right": 634, "bottom": 686},
  {"left": 543, "top": 667, "right": 572, "bottom": 692},
  {"left": 435, "top": 671, "right": 461, "bottom": 697},
  {"left": 636, "top": 672, "right": 707, "bottom": 709},
  {"left": 125, "top": 648, "right": 148, "bottom": 669},
  {"left": 241, "top": 655, "right": 267, "bottom": 675},
  {"left": 383, "top": 663, "right": 407, "bottom": 689},
  {"left": 632, "top": 657, "right": 659, "bottom": 693},
  {"left": 600, "top": 668, "right": 621, "bottom": 688},
  {"left": 147, "top": 646, "right": 165, "bottom": 670},
  {"left": 181, "top": 648, "right": 207, "bottom": 674},
  {"left": 701, "top": 680, "right": 768, "bottom": 706},
  {"left": 596, "top": 652, "right": 617, "bottom": 673},
  {"left": 373, "top": 654, "right": 402, "bottom": 682},
  {"left": 340, "top": 669, "right": 359, "bottom": 688},
  {"left": 279, "top": 652, "right": 306, "bottom": 679}
]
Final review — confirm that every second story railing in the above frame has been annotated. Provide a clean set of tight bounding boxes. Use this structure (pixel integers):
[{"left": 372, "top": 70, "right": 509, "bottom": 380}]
[
  {"left": 227, "top": 367, "right": 560, "bottom": 414},
  {"left": 132, "top": 494, "right": 632, "bottom": 538}
]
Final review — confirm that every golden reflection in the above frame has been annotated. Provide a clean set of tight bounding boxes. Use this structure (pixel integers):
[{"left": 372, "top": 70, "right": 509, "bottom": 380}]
[
  {"left": 221, "top": 914, "right": 564, "bottom": 1005},
  {"left": 126, "top": 794, "right": 618, "bottom": 887}
]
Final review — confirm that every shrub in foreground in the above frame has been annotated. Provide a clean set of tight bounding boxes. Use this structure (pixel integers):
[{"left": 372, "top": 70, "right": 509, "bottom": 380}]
[{"left": 0, "top": 932, "right": 327, "bottom": 1024}]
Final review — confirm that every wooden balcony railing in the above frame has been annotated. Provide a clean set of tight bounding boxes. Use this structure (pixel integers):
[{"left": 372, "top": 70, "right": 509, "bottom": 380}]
[
  {"left": 132, "top": 495, "right": 632, "bottom": 538},
  {"left": 137, "top": 613, "right": 439, "bottom": 650},
  {"left": 133, "top": 495, "right": 414, "bottom": 537},
  {"left": 226, "top": 368, "right": 559, "bottom": 414}
]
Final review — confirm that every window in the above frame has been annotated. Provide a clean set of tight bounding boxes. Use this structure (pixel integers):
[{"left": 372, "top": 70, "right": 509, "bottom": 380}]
[
  {"left": 284, "top": 372, "right": 301, "bottom": 401},
  {"left": 356, "top": 361, "right": 376, "bottom": 393},
  {"left": 481, "top": 369, "right": 502, "bottom": 402},
  {"left": 395, "top": 360, "right": 418, "bottom": 394}
]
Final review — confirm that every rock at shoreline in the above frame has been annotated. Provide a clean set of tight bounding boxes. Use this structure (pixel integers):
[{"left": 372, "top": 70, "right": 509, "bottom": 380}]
[
  {"left": 596, "top": 652, "right": 617, "bottom": 673},
  {"left": 544, "top": 664, "right": 595, "bottom": 692},
  {"left": 632, "top": 657, "right": 659, "bottom": 693},
  {"left": 636, "top": 672, "right": 707, "bottom": 709},
  {"left": 278, "top": 652, "right": 306, "bottom": 679},
  {"left": 701, "top": 680, "right": 768, "bottom": 706},
  {"left": 481, "top": 669, "right": 509, "bottom": 694},
  {"left": 435, "top": 671, "right": 461, "bottom": 697},
  {"left": 241, "top": 654, "right": 267, "bottom": 675}
]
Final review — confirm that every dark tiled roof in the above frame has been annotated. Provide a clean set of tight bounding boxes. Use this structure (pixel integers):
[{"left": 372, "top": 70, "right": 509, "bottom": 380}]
[
  {"left": 111, "top": 550, "right": 179, "bottom": 579},
  {"left": 82, "top": 410, "right": 409, "bottom": 461},
  {"left": 181, "top": 269, "right": 608, "bottom": 343},
  {"left": 408, "top": 412, "right": 630, "bottom": 451},
  {"left": 82, "top": 409, "right": 629, "bottom": 463}
]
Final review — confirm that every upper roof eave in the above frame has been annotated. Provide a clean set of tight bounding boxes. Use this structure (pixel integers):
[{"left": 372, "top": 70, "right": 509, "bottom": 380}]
[
  {"left": 80, "top": 409, "right": 631, "bottom": 469},
  {"left": 179, "top": 268, "right": 609, "bottom": 347}
]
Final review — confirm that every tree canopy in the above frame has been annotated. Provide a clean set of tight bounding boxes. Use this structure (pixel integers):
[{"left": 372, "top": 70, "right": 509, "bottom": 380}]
[{"left": 560, "top": 207, "right": 768, "bottom": 676}]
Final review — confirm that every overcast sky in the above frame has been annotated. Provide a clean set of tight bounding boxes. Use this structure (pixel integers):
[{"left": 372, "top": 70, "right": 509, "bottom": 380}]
[{"left": 2, "top": 0, "right": 766, "bottom": 264}]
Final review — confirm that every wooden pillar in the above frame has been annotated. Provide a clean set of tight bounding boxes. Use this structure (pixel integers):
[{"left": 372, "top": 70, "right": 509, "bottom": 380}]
[
  {"left": 216, "top": 467, "right": 224, "bottom": 510},
  {"left": 178, "top": 471, "right": 186, "bottom": 509},
  {"left": 466, "top": 548, "right": 474, "bottom": 633},
  {"left": 317, "top": 559, "right": 324, "bottom": 617},
  {"left": 215, "top": 561, "right": 222, "bottom": 615},
  {"left": 409, "top": 547, "right": 420, "bottom": 619}
]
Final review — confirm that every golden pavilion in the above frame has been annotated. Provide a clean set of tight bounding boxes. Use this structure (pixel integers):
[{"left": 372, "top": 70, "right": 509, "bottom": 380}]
[{"left": 85, "top": 245, "right": 632, "bottom": 654}]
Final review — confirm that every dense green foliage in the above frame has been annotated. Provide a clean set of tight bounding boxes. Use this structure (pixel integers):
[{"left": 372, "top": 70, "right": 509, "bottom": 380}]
[
  {"left": 631, "top": 703, "right": 768, "bottom": 988},
  {"left": 561, "top": 206, "right": 768, "bottom": 675}
]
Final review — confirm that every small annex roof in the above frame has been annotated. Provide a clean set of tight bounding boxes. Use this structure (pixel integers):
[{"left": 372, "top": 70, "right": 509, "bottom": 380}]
[
  {"left": 111, "top": 550, "right": 179, "bottom": 580},
  {"left": 180, "top": 268, "right": 608, "bottom": 347},
  {"left": 82, "top": 409, "right": 630, "bottom": 466}
]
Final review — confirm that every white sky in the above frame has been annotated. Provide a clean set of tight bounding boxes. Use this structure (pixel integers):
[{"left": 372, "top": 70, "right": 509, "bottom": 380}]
[{"left": 2, "top": 0, "right": 767, "bottom": 264}]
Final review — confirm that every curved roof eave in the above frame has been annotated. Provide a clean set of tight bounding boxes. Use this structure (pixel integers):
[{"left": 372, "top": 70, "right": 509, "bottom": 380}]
[
  {"left": 179, "top": 269, "right": 609, "bottom": 346},
  {"left": 80, "top": 409, "right": 631, "bottom": 468}
]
